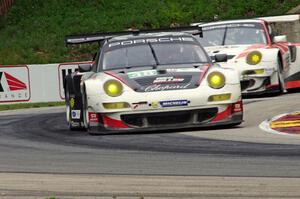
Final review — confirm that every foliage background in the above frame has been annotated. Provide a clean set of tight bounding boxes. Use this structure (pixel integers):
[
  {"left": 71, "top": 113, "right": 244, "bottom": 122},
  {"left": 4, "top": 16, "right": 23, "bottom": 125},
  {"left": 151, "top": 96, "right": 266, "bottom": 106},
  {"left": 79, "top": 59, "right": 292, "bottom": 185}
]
[{"left": 0, "top": 0, "right": 299, "bottom": 64}]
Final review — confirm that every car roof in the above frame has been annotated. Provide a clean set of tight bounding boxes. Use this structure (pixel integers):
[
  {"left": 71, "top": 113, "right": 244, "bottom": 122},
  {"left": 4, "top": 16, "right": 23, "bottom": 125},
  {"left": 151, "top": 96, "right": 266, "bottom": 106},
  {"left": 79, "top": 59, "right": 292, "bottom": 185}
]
[
  {"left": 197, "top": 19, "right": 263, "bottom": 27},
  {"left": 108, "top": 32, "right": 193, "bottom": 42}
]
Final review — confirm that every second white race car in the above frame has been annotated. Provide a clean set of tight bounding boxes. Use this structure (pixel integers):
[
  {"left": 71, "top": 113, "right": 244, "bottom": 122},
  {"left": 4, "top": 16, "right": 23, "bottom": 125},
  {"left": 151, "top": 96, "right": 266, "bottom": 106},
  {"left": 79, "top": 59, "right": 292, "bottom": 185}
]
[{"left": 195, "top": 15, "right": 300, "bottom": 95}]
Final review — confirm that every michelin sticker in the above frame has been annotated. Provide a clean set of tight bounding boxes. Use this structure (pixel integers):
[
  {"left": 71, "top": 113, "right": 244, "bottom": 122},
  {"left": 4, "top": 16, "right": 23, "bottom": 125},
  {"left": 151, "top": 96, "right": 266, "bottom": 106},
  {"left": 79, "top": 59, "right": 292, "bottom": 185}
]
[
  {"left": 159, "top": 100, "right": 189, "bottom": 107},
  {"left": 71, "top": 110, "right": 81, "bottom": 119}
]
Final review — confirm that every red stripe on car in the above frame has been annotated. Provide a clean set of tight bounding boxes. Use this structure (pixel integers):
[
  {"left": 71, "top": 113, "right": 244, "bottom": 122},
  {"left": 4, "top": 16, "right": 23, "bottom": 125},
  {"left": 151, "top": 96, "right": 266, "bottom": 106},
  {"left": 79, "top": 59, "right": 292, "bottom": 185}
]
[
  {"left": 102, "top": 114, "right": 130, "bottom": 129},
  {"left": 285, "top": 80, "right": 300, "bottom": 89}
]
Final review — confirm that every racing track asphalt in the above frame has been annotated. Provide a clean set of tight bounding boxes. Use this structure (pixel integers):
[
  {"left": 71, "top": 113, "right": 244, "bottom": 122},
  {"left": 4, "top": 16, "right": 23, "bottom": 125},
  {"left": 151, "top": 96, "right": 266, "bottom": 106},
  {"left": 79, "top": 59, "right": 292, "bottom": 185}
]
[{"left": 1, "top": 92, "right": 300, "bottom": 197}]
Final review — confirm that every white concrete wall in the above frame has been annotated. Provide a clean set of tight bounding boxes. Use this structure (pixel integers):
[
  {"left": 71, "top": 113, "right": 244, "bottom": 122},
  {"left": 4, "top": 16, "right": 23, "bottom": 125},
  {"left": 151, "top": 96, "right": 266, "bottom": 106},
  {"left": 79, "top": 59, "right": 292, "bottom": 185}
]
[{"left": 0, "top": 62, "right": 87, "bottom": 104}]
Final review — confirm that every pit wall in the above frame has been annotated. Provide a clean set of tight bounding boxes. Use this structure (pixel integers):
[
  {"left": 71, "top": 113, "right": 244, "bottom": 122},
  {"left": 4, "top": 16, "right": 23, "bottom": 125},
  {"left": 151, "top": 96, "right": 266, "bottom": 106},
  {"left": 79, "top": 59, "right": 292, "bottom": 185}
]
[{"left": 0, "top": 62, "right": 85, "bottom": 104}]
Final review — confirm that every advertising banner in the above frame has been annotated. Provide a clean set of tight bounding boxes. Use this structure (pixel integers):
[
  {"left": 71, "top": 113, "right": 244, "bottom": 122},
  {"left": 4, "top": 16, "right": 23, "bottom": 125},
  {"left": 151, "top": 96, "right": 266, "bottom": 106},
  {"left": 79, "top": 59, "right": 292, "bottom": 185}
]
[{"left": 0, "top": 66, "right": 30, "bottom": 103}]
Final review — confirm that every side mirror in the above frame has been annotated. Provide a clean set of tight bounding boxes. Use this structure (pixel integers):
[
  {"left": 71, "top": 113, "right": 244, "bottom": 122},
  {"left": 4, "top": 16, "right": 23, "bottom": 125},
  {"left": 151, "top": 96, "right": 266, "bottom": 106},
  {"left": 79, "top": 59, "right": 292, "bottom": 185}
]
[
  {"left": 273, "top": 35, "right": 287, "bottom": 43},
  {"left": 78, "top": 64, "right": 92, "bottom": 72},
  {"left": 215, "top": 54, "right": 228, "bottom": 62}
]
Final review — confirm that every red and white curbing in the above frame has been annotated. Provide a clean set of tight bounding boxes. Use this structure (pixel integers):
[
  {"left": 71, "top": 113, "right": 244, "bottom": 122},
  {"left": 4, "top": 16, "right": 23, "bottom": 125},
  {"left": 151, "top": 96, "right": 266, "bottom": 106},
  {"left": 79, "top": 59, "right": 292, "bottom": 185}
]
[{"left": 259, "top": 111, "right": 300, "bottom": 136}]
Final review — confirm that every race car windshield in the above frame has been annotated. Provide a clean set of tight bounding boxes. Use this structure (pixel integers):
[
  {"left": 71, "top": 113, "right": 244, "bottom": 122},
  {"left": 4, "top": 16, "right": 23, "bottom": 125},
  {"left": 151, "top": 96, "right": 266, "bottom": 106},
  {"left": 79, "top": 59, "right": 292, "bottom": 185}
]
[
  {"left": 101, "top": 43, "right": 208, "bottom": 70},
  {"left": 198, "top": 23, "right": 267, "bottom": 47}
]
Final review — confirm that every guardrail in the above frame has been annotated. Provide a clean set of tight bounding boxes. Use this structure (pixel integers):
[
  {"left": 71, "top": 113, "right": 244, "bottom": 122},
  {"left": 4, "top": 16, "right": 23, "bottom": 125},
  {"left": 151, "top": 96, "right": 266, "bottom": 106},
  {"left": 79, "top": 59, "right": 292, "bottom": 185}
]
[{"left": 0, "top": 0, "right": 14, "bottom": 16}]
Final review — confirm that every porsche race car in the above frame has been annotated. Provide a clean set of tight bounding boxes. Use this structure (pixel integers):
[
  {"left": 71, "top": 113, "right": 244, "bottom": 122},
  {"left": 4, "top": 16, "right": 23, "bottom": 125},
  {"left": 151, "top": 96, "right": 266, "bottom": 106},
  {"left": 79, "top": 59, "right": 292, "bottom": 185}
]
[
  {"left": 194, "top": 14, "right": 300, "bottom": 95},
  {"left": 64, "top": 27, "right": 243, "bottom": 133}
]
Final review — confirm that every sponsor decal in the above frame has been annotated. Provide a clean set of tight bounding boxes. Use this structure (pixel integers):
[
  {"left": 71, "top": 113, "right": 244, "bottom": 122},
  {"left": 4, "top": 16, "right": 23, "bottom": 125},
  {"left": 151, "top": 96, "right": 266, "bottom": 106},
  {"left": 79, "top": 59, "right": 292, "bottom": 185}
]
[
  {"left": 153, "top": 76, "right": 184, "bottom": 84},
  {"left": 70, "top": 97, "right": 75, "bottom": 108},
  {"left": 0, "top": 66, "right": 30, "bottom": 103},
  {"left": 150, "top": 101, "right": 159, "bottom": 108},
  {"left": 71, "top": 121, "right": 80, "bottom": 127},
  {"left": 127, "top": 70, "right": 157, "bottom": 79},
  {"left": 203, "top": 23, "right": 257, "bottom": 31},
  {"left": 89, "top": 112, "right": 99, "bottom": 123},
  {"left": 166, "top": 68, "right": 203, "bottom": 73},
  {"left": 108, "top": 37, "right": 194, "bottom": 48},
  {"left": 132, "top": 101, "right": 148, "bottom": 109},
  {"left": 145, "top": 83, "right": 191, "bottom": 92},
  {"left": 159, "top": 100, "right": 190, "bottom": 107},
  {"left": 71, "top": 110, "right": 81, "bottom": 119}
]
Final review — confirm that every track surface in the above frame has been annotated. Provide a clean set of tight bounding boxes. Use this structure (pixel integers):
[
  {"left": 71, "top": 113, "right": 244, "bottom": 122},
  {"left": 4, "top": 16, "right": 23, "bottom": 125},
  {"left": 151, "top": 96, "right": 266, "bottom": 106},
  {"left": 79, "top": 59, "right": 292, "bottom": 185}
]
[{"left": 1, "top": 92, "right": 300, "bottom": 178}]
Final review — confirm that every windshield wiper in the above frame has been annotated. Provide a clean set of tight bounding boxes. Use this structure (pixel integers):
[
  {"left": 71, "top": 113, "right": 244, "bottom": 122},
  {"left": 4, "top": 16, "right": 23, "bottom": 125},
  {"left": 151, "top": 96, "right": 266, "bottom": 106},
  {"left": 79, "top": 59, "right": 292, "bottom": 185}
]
[{"left": 147, "top": 42, "right": 159, "bottom": 68}]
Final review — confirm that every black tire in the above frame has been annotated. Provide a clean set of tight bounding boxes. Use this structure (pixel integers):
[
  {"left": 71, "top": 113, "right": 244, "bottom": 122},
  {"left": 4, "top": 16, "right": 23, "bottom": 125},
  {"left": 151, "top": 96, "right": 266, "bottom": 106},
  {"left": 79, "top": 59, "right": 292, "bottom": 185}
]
[
  {"left": 65, "top": 84, "right": 83, "bottom": 131},
  {"left": 277, "top": 56, "right": 285, "bottom": 94},
  {"left": 82, "top": 86, "right": 90, "bottom": 131}
]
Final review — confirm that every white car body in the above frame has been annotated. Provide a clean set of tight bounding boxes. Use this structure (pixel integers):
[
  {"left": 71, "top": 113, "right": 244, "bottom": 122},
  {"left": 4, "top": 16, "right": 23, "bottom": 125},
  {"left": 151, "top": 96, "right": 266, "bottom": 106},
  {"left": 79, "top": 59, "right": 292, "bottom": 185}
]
[
  {"left": 195, "top": 15, "right": 300, "bottom": 95},
  {"left": 64, "top": 30, "right": 243, "bottom": 133}
]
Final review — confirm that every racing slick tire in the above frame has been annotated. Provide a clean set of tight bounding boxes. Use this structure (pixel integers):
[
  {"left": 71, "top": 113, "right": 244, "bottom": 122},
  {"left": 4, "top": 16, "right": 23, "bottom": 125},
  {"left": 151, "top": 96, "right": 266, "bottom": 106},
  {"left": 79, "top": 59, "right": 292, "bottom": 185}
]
[
  {"left": 65, "top": 84, "right": 84, "bottom": 131},
  {"left": 82, "top": 87, "right": 90, "bottom": 131},
  {"left": 277, "top": 56, "right": 286, "bottom": 94}
]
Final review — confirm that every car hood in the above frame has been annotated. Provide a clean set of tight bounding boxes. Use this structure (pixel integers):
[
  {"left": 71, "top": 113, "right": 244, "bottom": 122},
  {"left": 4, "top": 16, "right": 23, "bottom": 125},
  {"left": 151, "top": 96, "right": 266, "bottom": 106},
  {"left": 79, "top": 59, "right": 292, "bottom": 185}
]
[
  {"left": 205, "top": 44, "right": 266, "bottom": 62},
  {"left": 104, "top": 64, "right": 209, "bottom": 92}
]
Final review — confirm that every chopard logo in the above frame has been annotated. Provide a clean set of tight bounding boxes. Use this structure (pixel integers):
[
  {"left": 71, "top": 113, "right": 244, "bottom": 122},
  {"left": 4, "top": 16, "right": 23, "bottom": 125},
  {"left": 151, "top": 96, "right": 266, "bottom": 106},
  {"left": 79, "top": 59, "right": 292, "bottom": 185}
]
[{"left": 145, "top": 83, "right": 191, "bottom": 92}]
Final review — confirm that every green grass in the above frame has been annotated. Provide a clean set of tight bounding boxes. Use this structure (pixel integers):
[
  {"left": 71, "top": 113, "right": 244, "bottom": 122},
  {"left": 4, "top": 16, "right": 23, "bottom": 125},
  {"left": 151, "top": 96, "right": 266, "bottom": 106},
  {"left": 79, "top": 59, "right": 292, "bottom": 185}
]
[
  {"left": 0, "top": 101, "right": 65, "bottom": 111},
  {"left": 0, "top": 0, "right": 299, "bottom": 65}
]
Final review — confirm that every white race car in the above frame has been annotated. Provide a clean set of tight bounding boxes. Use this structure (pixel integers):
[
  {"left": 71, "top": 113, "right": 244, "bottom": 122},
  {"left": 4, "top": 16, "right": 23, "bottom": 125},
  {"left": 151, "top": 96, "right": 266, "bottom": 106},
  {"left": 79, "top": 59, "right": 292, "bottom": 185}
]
[
  {"left": 64, "top": 27, "right": 243, "bottom": 133},
  {"left": 194, "top": 15, "right": 300, "bottom": 95}
]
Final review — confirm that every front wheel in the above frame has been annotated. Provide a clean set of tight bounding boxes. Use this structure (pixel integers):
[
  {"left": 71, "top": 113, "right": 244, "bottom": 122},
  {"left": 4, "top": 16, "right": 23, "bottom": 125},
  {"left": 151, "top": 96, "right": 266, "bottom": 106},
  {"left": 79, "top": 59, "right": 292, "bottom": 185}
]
[
  {"left": 82, "top": 88, "right": 90, "bottom": 130},
  {"left": 65, "top": 85, "right": 83, "bottom": 131},
  {"left": 277, "top": 56, "right": 286, "bottom": 94}
]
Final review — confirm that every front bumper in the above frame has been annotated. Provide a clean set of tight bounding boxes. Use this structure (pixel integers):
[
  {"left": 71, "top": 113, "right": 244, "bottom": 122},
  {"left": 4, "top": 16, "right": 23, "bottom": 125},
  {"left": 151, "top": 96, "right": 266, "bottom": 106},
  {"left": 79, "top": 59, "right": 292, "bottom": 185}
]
[
  {"left": 87, "top": 101, "right": 243, "bottom": 133},
  {"left": 240, "top": 77, "right": 279, "bottom": 96}
]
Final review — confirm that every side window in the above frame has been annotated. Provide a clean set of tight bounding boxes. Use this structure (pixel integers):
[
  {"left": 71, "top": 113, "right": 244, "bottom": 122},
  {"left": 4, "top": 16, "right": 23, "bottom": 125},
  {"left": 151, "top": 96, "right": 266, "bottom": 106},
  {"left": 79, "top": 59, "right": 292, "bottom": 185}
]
[
  {"left": 92, "top": 50, "right": 100, "bottom": 72},
  {"left": 268, "top": 24, "right": 275, "bottom": 42}
]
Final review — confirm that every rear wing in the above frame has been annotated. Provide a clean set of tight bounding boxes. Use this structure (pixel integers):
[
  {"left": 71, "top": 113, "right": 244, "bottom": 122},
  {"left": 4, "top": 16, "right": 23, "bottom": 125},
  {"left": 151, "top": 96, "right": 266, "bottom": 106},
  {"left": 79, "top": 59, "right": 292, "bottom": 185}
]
[
  {"left": 258, "top": 14, "right": 300, "bottom": 23},
  {"left": 190, "top": 14, "right": 300, "bottom": 27},
  {"left": 65, "top": 26, "right": 202, "bottom": 45}
]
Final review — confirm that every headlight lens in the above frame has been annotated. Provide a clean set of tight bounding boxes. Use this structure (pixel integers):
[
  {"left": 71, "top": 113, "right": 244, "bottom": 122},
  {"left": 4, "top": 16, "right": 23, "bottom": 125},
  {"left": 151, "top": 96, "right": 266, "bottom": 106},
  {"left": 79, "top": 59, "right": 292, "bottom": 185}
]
[
  {"left": 207, "top": 72, "right": 226, "bottom": 89},
  {"left": 246, "top": 51, "right": 262, "bottom": 65},
  {"left": 103, "top": 80, "right": 123, "bottom": 97}
]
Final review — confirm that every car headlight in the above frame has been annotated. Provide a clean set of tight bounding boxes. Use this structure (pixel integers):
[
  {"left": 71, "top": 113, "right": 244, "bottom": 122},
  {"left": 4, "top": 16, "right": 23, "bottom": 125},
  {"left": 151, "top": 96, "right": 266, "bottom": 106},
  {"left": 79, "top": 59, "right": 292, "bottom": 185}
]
[
  {"left": 103, "top": 80, "right": 123, "bottom": 97},
  {"left": 207, "top": 72, "right": 225, "bottom": 89},
  {"left": 246, "top": 51, "right": 262, "bottom": 65}
]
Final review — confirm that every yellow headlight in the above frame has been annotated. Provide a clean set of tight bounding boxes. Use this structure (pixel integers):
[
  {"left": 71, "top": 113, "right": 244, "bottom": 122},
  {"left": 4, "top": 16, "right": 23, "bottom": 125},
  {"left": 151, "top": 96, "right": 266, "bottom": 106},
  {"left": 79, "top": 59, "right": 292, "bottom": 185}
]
[
  {"left": 246, "top": 51, "right": 262, "bottom": 65},
  {"left": 207, "top": 72, "right": 225, "bottom": 89},
  {"left": 103, "top": 102, "right": 130, "bottom": 109},
  {"left": 103, "top": 80, "right": 123, "bottom": 97}
]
